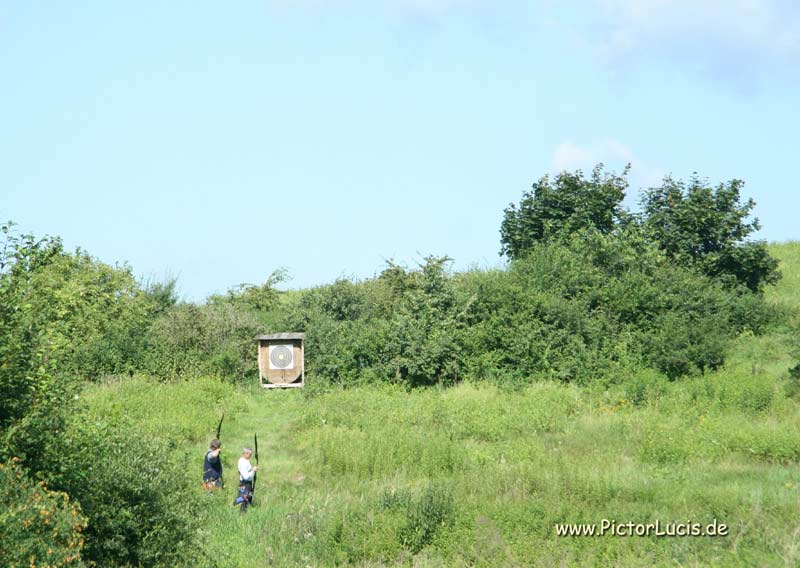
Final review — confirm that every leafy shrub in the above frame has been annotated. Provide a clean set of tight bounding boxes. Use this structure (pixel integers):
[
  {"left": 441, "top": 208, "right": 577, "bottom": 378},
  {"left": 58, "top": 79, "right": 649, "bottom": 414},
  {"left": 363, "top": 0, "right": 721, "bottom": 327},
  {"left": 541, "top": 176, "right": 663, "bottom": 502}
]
[
  {"left": 280, "top": 256, "right": 468, "bottom": 387},
  {"left": 46, "top": 416, "right": 204, "bottom": 567},
  {"left": 1, "top": 223, "right": 65, "bottom": 427},
  {"left": 145, "top": 302, "right": 262, "bottom": 380},
  {"left": 268, "top": 230, "right": 774, "bottom": 385},
  {"left": 642, "top": 311, "right": 729, "bottom": 379},
  {"left": 0, "top": 221, "right": 167, "bottom": 389},
  {"left": 207, "top": 268, "right": 288, "bottom": 312},
  {"left": 460, "top": 233, "right": 766, "bottom": 382},
  {"left": 1, "top": 224, "right": 205, "bottom": 566},
  {"left": 22, "top": 250, "right": 158, "bottom": 380},
  {"left": 0, "top": 460, "right": 87, "bottom": 567},
  {"left": 4, "top": 385, "right": 207, "bottom": 567}
]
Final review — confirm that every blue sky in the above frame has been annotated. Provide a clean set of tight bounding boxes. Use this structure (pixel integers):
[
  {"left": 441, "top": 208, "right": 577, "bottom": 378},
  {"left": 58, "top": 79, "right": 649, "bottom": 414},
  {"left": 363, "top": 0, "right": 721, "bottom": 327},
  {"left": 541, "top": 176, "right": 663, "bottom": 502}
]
[{"left": 2, "top": 1, "right": 798, "bottom": 300}]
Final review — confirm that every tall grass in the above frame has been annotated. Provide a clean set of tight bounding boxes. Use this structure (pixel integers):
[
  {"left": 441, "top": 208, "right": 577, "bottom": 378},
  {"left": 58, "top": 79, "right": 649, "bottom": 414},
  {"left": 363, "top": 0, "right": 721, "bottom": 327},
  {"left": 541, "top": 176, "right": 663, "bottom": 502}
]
[
  {"left": 767, "top": 242, "right": 800, "bottom": 329},
  {"left": 82, "top": 369, "right": 800, "bottom": 566}
]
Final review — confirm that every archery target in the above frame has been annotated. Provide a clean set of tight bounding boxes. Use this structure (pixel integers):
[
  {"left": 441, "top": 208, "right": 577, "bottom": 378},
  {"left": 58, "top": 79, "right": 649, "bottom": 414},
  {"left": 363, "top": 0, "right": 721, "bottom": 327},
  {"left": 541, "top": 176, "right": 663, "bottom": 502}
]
[{"left": 269, "top": 344, "right": 294, "bottom": 370}]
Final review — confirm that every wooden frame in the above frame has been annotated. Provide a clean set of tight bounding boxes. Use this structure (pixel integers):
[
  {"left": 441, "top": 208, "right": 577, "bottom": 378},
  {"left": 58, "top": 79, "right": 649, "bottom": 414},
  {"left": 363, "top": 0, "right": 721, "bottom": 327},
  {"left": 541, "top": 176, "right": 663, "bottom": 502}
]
[{"left": 256, "top": 333, "right": 305, "bottom": 389}]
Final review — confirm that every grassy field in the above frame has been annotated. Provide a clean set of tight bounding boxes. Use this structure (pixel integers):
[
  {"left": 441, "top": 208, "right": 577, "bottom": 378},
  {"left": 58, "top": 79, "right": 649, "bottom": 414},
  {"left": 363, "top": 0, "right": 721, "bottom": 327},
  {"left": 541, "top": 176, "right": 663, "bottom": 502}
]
[
  {"left": 766, "top": 241, "right": 800, "bottom": 322},
  {"left": 79, "top": 243, "right": 800, "bottom": 567}
]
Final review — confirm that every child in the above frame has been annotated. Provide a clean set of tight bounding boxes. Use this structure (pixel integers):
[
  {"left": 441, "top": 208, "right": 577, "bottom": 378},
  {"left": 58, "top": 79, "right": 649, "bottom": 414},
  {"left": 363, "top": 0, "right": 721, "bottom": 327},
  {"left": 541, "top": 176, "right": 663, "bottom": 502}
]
[
  {"left": 233, "top": 447, "right": 259, "bottom": 512},
  {"left": 202, "top": 438, "right": 223, "bottom": 492}
]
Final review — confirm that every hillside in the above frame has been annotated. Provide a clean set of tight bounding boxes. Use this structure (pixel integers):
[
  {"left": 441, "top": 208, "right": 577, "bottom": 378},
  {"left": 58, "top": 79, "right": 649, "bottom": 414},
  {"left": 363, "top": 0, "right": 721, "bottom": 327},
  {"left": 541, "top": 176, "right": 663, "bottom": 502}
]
[
  {"left": 766, "top": 241, "right": 800, "bottom": 316},
  {"left": 76, "top": 242, "right": 800, "bottom": 567}
]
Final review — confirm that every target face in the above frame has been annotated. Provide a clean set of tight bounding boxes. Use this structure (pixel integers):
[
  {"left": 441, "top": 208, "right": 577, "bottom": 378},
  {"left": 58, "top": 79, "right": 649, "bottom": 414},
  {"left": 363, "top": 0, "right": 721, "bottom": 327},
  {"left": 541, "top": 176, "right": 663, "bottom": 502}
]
[{"left": 268, "top": 344, "right": 294, "bottom": 370}]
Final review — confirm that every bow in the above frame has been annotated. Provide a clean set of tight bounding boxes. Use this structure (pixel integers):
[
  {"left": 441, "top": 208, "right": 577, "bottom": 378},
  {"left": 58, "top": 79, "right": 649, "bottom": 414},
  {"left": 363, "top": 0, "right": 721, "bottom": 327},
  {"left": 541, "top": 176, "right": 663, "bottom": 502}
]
[
  {"left": 216, "top": 412, "right": 225, "bottom": 440},
  {"left": 253, "top": 433, "right": 259, "bottom": 491},
  {"left": 215, "top": 413, "right": 225, "bottom": 488}
]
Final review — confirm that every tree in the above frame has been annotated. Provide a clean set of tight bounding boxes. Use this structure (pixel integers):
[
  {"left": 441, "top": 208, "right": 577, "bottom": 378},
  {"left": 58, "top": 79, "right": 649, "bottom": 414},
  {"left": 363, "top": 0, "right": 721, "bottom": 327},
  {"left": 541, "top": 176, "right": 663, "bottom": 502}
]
[
  {"left": 209, "top": 268, "right": 289, "bottom": 311},
  {"left": 640, "top": 175, "right": 780, "bottom": 292},
  {"left": 1, "top": 222, "right": 205, "bottom": 566},
  {"left": 0, "top": 222, "right": 64, "bottom": 428},
  {"left": 500, "top": 164, "right": 629, "bottom": 259}
]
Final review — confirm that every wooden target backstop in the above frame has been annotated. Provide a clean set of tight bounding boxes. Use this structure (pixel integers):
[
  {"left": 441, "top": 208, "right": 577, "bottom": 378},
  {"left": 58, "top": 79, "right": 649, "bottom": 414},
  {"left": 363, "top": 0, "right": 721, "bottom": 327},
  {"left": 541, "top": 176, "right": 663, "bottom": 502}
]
[{"left": 256, "top": 333, "right": 305, "bottom": 389}]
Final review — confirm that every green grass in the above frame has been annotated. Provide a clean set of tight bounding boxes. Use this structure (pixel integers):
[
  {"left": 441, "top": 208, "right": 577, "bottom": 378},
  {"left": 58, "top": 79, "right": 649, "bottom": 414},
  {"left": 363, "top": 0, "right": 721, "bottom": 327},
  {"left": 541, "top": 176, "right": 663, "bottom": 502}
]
[
  {"left": 79, "top": 373, "right": 800, "bottom": 567},
  {"left": 767, "top": 241, "right": 800, "bottom": 320},
  {"left": 77, "top": 242, "right": 800, "bottom": 567}
]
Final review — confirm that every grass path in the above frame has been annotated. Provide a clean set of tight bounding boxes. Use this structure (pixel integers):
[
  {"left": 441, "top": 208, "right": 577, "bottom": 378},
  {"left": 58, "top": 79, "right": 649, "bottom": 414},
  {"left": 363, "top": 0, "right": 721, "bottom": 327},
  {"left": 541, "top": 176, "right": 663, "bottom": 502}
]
[
  {"left": 222, "top": 389, "right": 306, "bottom": 490},
  {"left": 200, "top": 388, "right": 322, "bottom": 567}
]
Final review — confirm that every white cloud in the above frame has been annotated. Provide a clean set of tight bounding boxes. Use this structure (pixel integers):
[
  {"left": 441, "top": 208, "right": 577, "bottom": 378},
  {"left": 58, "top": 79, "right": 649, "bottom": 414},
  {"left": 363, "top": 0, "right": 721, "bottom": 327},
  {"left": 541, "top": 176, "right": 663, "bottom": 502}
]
[
  {"left": 267, "top": 0, "right": 799, "bottom": 85},
  {"left": 593, "top": 0, "right": 800, "bottom": 64},
  {"left": 551, "top": 139, "right": 664, "bottom": 189}
]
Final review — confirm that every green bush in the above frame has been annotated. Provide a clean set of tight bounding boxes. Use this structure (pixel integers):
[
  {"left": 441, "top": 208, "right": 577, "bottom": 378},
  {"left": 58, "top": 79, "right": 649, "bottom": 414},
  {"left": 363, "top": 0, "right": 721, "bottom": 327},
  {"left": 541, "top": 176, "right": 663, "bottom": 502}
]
[
  {"left": 0, "top": 460, "right": 87, "bottom": 567},
  {"left": 1, "top": 224, "right": 65, "bottom": 427},
  {"left": 21, "top": 248, "right": 158, "bottom": 381},
  {"left": 266, "top": 232, "right": 774, "bottom": 386},
  {"left": 460, "top": 233, "right": 766, "bottom": 382},
  {"left": 207, "top": 268, "right": 288, "bottom": 312},
  {"left": 0, "top": 221, "right": 169, "bottom": 389},
  {"left": 4, "top": 384, "right": 207, "bottom": 568},
  {"left": 46, "top": 415, "right": 204, "bottom": 567},
  {"left": 144, "top": 302, "right": 262, "bottom": 380},
  {"left": 279, "top": 256, "right": 468, "bottom": 387}
]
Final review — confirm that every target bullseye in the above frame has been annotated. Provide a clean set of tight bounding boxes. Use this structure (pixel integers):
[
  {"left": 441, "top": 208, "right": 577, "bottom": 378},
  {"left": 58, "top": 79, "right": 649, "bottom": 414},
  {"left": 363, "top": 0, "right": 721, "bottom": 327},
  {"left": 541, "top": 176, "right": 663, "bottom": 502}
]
[{"left": 269, "top": 345, "right": 294, "bottom": 369}]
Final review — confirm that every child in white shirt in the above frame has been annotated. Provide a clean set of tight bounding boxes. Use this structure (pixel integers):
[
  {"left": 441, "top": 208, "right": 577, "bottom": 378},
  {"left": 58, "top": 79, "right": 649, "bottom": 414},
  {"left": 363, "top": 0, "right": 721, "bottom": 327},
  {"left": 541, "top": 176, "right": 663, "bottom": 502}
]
[{"left": 233, "top": 447, "right": 259, "bottom": 512}]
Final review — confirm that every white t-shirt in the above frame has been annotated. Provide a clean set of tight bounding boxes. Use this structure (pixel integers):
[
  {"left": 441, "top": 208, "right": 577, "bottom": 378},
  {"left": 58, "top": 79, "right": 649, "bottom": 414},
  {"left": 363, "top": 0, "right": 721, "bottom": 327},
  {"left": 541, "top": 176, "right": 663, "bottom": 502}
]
[{"left": 238, "top": 457, "right": 255, "bottom": 482}]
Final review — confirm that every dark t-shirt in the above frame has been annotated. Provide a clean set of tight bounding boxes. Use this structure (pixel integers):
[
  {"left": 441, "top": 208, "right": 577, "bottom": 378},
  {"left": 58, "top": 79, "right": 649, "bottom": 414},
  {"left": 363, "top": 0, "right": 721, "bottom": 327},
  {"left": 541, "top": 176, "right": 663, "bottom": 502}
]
[{"left": 203, "top": 450, "right": 222, "bottom": 481}]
